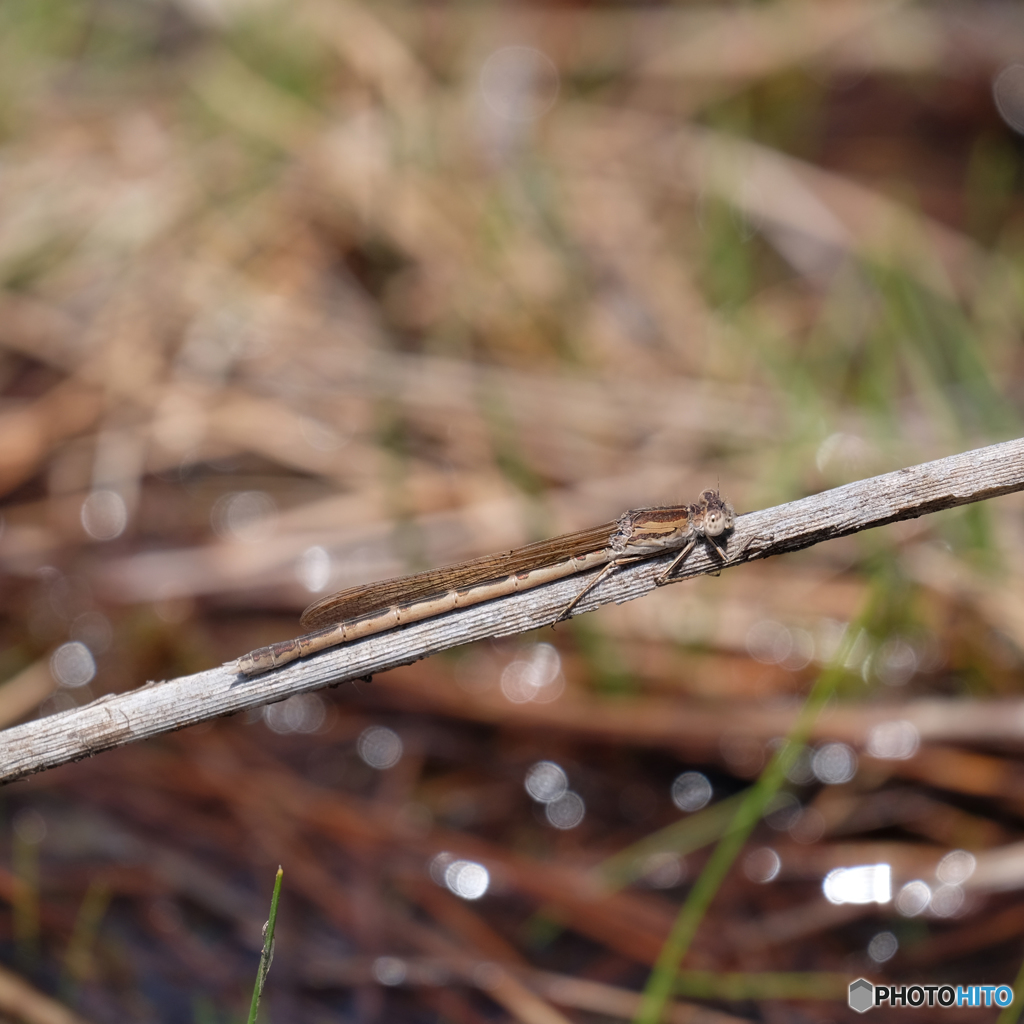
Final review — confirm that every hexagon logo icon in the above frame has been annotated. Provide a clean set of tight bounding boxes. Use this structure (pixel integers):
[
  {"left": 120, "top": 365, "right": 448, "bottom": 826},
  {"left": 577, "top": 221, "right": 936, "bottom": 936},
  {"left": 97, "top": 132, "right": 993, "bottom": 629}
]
[{"left": 849, "top": 978, "right": 874, "bottom": 1013}]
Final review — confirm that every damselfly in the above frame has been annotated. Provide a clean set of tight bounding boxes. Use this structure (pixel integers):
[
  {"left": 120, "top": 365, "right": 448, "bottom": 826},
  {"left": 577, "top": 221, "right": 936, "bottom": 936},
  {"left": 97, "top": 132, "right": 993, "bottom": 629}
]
[{"left": 236, "top": 489, "right": 734, "bottom": 676}]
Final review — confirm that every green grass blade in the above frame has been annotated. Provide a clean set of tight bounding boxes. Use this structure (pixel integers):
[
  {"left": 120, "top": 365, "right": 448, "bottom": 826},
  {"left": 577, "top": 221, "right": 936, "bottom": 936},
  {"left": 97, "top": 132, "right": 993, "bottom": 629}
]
[
  {"left": 633, "top": 622, "right": 862, "bottom": 1024},
  {"left": 247, "top": 866, "right": 283, "bottom": 1024}
]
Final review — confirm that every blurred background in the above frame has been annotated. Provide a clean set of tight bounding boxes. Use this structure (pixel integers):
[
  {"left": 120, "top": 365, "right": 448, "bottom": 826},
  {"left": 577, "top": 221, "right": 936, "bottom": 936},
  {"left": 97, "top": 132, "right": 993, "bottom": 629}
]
[{"left": 2, "top": 0, "right": 1024, "bottom": 1020}]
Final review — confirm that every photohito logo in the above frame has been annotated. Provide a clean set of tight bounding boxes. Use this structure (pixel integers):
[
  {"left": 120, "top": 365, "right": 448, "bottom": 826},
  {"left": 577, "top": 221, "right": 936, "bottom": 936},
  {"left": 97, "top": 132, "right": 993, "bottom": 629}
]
[{"left": 848, "top": 979, "right": 1014, "bottom": 1012}]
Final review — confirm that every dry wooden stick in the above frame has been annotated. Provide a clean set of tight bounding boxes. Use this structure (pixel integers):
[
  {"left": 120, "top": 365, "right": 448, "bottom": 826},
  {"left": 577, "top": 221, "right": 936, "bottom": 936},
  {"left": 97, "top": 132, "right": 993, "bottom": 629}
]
[{"left": 2, "top": 437, "right": 1023, "bottom": 785}]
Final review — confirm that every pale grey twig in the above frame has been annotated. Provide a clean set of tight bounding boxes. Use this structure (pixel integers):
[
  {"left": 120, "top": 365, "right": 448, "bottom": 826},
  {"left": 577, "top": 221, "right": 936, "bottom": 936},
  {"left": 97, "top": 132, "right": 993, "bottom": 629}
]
[{"left": 2, "top": 437, "right": 1023, "bottom": 785}]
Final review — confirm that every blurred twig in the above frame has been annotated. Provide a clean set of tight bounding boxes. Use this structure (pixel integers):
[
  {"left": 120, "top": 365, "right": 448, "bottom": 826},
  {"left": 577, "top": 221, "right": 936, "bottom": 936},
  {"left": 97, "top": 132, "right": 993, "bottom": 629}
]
[
  {"left": 0, "top": 961, "right": 95, "bottom": 1024},
  {"left": 1, "top": 438, "right": 1023, "bottom": 785}
]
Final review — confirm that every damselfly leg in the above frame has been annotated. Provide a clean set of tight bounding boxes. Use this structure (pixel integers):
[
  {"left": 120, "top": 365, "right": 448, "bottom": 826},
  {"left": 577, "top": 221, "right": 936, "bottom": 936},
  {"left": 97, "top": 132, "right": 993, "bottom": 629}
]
[
  {"left": 654, "top": 536, "right": 698, "bottom": 584},
  {"left": 557, "top": 555, "right": 646, "bottom": 621}
]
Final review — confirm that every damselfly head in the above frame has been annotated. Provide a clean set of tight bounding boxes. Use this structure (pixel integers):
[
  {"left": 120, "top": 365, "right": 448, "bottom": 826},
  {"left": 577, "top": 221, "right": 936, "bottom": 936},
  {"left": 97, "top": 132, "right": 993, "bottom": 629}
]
[{"left": 698, "top": 489, "right": 735, "bottom": 538}]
